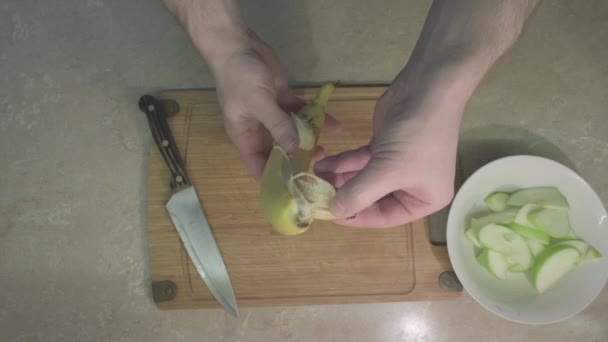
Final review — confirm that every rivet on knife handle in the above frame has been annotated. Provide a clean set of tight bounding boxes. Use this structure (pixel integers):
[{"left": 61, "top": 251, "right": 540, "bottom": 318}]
[{"left": 138, "top": 95, "right": 191, "bottom": 191}]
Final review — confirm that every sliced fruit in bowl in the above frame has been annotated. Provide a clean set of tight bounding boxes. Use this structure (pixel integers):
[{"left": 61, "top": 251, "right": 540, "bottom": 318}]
[
  {"left": 466, "top": 186, "right": 601, "bottom": 293},
  {"left": 447, "top": 156, "right": 608, "bottom": 324}
]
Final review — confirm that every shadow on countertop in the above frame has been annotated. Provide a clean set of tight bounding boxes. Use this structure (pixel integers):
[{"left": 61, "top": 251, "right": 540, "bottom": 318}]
[
  {"left": 458, "top": 124, "right": 577, "bottom": 180},
  {"left": 427, "top": 124, "right": 576, "bottom": 247}
]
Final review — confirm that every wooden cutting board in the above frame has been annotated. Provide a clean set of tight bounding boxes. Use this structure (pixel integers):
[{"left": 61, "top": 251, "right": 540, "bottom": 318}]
[{"left": 147, "top": 85, "right": 460, "bottom": 310}]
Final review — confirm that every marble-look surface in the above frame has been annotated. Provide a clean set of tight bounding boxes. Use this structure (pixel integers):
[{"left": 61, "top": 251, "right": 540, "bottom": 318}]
[{"left": 1, "top": 1, "right": 607, "bottom": 341}]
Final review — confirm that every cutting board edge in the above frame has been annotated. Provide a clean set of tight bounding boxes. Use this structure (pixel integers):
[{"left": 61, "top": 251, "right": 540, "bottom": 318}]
[{"left": 152, "top": 290, "right": 461, "bottom": 311}]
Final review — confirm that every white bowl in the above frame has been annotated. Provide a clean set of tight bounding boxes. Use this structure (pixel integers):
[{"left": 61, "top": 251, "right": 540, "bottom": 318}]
[{"left": 447, "top": 155, "right": 608, "bottom": 324}]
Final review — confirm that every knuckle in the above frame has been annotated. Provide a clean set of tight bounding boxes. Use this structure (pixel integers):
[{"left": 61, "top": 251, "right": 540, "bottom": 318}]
[
  {"left": 269, "top": 122, "right": 296, "bottom": 148},
  {"left": 253, "top": 86, "right": 278, "bottom": 104},
  {"left": 268, "top": 117, "right": 290, "bottom": 134},
  {"left": 244, "top": 91, "right": 280, "bottom": 119},
  {"left": 220, "top": 87, "right": 277, "bottom": 119}
]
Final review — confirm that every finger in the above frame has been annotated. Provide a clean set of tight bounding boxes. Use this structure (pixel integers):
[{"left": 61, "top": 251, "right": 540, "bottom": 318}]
[
  {"left": 277, "top": 87, "right": 305, "bottom": 114},
  {"left": 330, "top": 157, "right": 399, "bottom": 217},
  {"left": 279, "top": 93, "right": 340, "bottom": 134},
  {"left": 313, "top": 146, "right": 371, "bottom": 174},
  {"left": 333, "top": 191, "right": 432, "bottom": 228},
  {"left": 314, "top": 171, "right": 358, "bottom": 189},
  {"left": 311, "top": 146, "right": 325, "bottom": 164},
  {"left": 229, "top": 133, "right": 271, "bottom": 181},
  {"left": 239, "top": 151, "right": 269, "bottom": 181},
  {"left": 255, "top": 101, "right": 299, "bottom": 153},
  {"left": 332, "top": 171, "right": 358, "bottom": 188},
  {"left": 324, "top": 113, "right": 342, "bottom": 134},
  {"left": 225, "top": 120, "right": 273, "bottom": 181}
]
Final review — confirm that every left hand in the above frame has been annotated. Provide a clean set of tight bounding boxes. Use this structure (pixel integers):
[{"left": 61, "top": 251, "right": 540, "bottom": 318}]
[{"left": 314, "top": 70, "right": 466, "bottom": 227}]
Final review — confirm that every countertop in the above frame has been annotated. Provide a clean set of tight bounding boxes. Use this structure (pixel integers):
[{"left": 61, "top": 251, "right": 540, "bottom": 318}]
[{"left": 1, "top": 0, "right": 607, "bottom": 341}]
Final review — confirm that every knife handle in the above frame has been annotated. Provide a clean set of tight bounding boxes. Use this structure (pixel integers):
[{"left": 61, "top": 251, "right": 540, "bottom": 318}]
[{"left": 138, "top": 95, "right": 191, "bottom": 191}]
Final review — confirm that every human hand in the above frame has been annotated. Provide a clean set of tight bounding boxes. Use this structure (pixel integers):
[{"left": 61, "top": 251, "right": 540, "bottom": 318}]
[
  {"left": 211, "top": 30, "right": 340, "bottom": 180},
  {"left": 314, "top": 70, "right": 465, "bottom": 227},
  {"left": 211, "top": 30, "right": 300, "bottom": 180},
  {"left": 162, "top": 1, "right": 304, "bottom": 178}
]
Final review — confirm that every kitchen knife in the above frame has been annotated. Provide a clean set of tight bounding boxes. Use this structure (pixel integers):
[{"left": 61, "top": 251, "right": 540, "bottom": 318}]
[{"left": 138, "top": 95, "right": 238, "bottom": 317}]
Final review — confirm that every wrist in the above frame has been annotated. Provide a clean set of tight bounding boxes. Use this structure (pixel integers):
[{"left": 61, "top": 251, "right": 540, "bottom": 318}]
[
  {"left": 392, "top": 54, "right": 484, "bottom": 115},
  {"left": 164, "top": 0, "right": 251, "bottom": 72},
  {"left": 193, "top": 28, "right": 252, "bottom": 73}
]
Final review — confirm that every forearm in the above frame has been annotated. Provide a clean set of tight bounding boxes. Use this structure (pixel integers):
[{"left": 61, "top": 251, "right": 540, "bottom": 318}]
[
  {"left": 401, "top": 0, "right": 541, "bottom": 105},
  {"left": 162, "top": 0, "right": 250, "bottom": 71}
]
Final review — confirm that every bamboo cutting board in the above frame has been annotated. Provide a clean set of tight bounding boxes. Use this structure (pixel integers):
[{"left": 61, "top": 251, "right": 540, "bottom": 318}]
[{"left": 146, "top": 85, "right": 460, "bottom": 310}]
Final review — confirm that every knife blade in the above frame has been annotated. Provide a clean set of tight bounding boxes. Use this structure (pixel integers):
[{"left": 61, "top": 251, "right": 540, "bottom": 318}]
[{"left": 138, "top": 95, "right": 238, "bottom": 317}]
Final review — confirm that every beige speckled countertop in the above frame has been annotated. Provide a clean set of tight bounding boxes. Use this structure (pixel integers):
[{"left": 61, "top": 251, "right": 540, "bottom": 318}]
[{"left": 1, "top": 1, "right": 607, "bottom": 341}]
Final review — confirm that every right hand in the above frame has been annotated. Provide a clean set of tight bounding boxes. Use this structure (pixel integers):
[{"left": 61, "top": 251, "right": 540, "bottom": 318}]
[
  {"left": 211, "top": 30, "right": 340, "bottom": 180},
  {"left": 314, "top": 74, "right": 462, "bottom": 227}
]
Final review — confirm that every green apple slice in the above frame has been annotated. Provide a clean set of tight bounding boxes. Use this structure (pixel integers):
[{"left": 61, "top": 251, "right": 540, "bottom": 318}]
[
  {"left": 526, "top": 238, "right": 546, "bottom": 257},
  {"left": 506, "top": 186, "right": 569, "bottom": 209},
  {"left": 529, "top": 208, "right": 571, "bottom": 238},
  {"left": 473, "top": 208, "right": 519, "bottom": 227},
  {"left": 530, "top": 245, "right": 580, "bottom": 293},
  {"left": 581, "top": 246, "right": 602, "bottom": 262},
  {"left": 485, "top": 192, "right": 510, "bottom": 212},
  {"left": 477, "top": 248, "right": 508, "bottom": 279},
  {"left": 514, "top": 203, "right": 541, "bottom": 228},
  {"left": 478, "top": 223, "right": 532, "bottom": 271},
  {"left": 465, "top": 222, "right": 483, "bottom": 248},
  {"left": 465, "top": 209, "right": 519, "bottom": 247},
  {"left": 505, "top": 222, "right": 551, "bottom": 244},
  {"left": 553, "top": 240, "right": 589, "bottom": 256},
  {"left": 507, "top": 258, "right": 529, "bottom": 273}
]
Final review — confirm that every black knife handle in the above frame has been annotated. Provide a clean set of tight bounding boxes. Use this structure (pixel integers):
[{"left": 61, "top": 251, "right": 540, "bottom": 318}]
[{"left": 138, "top": 95, "right": 191, "bottom": 191}]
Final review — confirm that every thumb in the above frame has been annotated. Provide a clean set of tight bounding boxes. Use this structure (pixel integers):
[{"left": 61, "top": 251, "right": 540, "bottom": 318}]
[
  {"left": 330, "top": 158, "right": 398, "bottom": 217},
  {"left": 276, "top": 86, "right": 305, "bottom": 114},
  {"left": 256, "top": 100, "right": 298, "bottom": 153}
]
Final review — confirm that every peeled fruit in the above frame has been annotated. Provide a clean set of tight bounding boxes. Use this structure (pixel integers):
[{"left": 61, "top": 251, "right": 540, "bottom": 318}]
[
  {"left": 260, "top": 82, "right": 338, "bottom": 235},
  {"left": 291, "top": 173, "right": 336, "bottom": 220}
]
